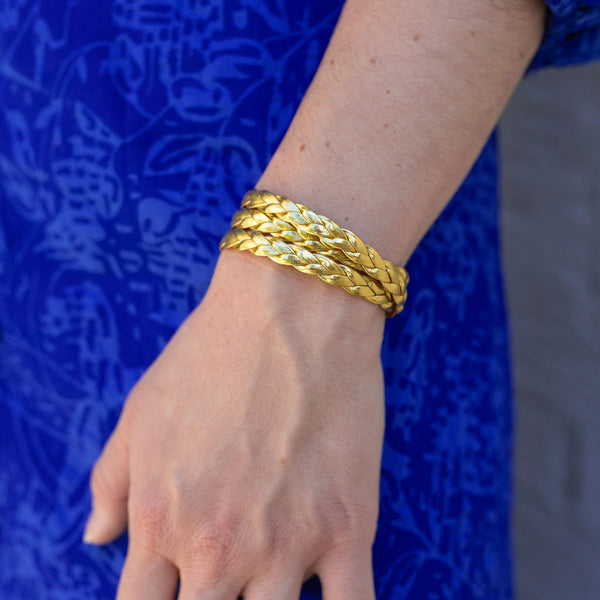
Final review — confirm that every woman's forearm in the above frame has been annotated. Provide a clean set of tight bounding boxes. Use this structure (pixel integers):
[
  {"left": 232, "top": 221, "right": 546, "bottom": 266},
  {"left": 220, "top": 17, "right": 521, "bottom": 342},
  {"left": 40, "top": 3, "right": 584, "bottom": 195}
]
[{"left": 257, "top": 0, "right": 546, "bottom": 266}]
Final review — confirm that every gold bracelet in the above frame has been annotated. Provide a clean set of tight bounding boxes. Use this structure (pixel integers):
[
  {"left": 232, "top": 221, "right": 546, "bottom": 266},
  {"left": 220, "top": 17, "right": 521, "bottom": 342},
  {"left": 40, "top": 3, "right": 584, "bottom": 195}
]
[
  {"left": 219, "top": 190, "right": 409, "bottom": 317},
  {"left": 237, "top": 189, "right": 408, "bottom": 305}
]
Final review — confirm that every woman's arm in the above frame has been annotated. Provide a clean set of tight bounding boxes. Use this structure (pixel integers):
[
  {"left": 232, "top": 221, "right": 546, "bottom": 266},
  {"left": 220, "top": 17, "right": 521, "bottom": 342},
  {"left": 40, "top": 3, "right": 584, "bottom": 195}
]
[
  {"left": 86, "top": 1, "right": 547, "bottom": 599},
  {"left": 258, "top": 0, "right": 546, "bottom": 265}
]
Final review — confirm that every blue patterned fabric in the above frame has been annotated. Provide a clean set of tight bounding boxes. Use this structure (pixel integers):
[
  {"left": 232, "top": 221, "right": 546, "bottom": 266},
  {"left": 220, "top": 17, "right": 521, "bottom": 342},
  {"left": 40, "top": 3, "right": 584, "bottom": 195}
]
[
  {"left": 528, "top": 0, "right": 600, "bottom": 71},
  {"left": 0, "top": 1, "right": 598, "bottom": 598}
]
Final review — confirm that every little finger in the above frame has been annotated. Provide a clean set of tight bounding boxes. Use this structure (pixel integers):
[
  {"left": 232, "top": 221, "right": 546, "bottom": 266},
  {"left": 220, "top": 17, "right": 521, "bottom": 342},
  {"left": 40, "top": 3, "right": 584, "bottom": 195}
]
[{"left": 317, "top": 543, "right": 376, "bottom": 600}]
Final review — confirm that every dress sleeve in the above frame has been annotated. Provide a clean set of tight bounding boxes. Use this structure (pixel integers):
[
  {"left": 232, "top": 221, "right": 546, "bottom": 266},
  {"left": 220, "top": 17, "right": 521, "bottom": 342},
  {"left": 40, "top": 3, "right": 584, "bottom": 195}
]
[{"left": 526, "top": 0, "right": 600, "bottom": 73}]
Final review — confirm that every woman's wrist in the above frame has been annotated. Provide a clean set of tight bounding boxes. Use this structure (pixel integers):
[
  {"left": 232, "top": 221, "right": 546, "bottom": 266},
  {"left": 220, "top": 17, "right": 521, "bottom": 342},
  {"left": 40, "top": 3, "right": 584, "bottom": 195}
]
[{"left": 206, "top": 248, "right": 386, "bottom": 349}]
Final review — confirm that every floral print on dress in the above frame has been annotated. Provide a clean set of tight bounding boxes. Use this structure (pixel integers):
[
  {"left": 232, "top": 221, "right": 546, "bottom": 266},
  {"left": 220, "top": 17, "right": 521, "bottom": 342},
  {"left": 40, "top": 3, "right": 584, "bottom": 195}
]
[{"left": 1, "top": 1, "right": 599, "bottom": 598}]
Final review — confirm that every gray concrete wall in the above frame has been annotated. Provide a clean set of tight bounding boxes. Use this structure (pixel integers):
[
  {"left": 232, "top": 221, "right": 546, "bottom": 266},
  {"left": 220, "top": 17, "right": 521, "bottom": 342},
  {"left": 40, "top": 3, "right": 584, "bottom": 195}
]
[{"left": 500, "top": 61, "right": 600, "bottom": 600}]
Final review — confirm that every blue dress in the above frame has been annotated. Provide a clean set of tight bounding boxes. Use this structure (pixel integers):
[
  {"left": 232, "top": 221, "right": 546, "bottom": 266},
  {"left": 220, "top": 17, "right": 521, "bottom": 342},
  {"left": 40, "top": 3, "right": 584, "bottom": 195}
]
[{"left": 0, "top": 1, "right": 599, "bottom": 598}]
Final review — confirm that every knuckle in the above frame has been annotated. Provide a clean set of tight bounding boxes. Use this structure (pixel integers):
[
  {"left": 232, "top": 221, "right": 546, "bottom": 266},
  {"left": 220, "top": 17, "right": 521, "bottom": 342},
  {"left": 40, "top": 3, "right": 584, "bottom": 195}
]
[
  {"left": 183, "top": 519, "right": 242, "bottom": 586},
  {"left": 130, "top": 491, "right": 171, "bottom": 550},
  {"left": 89, "top": 459, "right": 113, "bottom": 500},
  {"left": 325, "top": 500, "right": 377, "bottom": 550},
  {"left": 89, "top": 433, "right": 128, "bottom": 500}
]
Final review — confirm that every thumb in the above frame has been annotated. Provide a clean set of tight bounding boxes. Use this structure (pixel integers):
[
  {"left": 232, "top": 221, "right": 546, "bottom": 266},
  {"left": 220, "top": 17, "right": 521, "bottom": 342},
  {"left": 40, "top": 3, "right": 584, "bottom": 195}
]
[{"left": 84, "top": 424, "right": 130, "bottom": 545}]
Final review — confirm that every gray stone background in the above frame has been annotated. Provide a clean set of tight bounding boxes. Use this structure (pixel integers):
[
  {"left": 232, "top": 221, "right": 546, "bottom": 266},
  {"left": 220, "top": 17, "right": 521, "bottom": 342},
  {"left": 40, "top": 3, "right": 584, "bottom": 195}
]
[{"left": 500, "top": 61, "right": 600, "bottom": 599}]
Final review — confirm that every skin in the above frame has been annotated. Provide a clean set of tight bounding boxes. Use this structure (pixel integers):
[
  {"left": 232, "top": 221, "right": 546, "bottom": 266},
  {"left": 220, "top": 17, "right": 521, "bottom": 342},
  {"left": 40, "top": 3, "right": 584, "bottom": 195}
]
[{"left": 84, "top": 0, "right": 547, "bottom": 598}]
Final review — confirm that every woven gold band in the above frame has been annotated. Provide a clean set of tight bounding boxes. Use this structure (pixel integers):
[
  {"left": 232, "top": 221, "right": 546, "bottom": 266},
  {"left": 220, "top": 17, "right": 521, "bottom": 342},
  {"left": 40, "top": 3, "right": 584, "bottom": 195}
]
[{"left": 219, "top": 190, "right": 409, "bottom": 317}]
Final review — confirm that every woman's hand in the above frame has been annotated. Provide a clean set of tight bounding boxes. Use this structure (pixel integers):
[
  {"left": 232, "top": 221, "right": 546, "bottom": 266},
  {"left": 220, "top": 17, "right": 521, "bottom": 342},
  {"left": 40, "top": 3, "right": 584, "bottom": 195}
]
[{"left": 84, "top": 249, "right": 387, "bottom": 599}]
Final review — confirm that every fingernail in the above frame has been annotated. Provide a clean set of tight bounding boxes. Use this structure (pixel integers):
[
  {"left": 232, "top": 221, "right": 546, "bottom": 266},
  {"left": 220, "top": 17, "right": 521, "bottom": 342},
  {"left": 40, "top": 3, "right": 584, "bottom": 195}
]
[{"left": 82, "top": 512, "right": 102, "bottom": 545}]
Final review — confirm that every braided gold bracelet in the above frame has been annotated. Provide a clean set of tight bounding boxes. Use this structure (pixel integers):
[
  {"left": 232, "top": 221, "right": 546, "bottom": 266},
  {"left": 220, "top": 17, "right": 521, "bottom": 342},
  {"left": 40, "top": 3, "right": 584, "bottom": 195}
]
[{"left": 219, "top": 190, "right": 409, "bottom": 317}]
